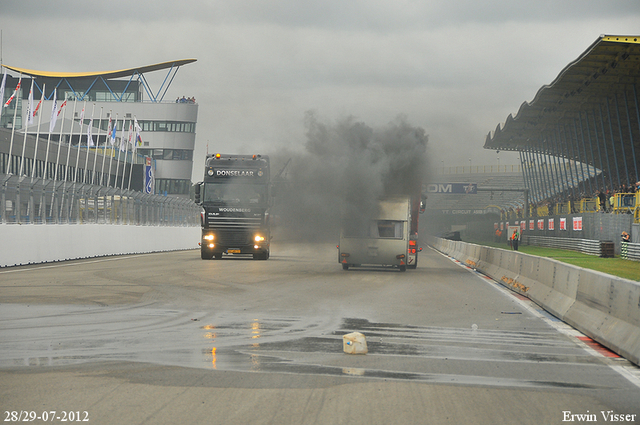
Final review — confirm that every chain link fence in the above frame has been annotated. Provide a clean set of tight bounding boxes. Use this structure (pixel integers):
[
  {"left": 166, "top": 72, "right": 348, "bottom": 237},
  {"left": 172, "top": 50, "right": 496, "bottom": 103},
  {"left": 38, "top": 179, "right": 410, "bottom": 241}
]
[{"left": 1, "top": 174, "right": 199, "bottom": 226}]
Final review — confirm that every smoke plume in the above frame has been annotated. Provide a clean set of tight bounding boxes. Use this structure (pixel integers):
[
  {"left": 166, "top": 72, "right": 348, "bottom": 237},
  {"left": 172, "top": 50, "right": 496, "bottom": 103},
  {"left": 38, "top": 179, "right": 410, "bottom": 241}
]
[{"left": 271, "top": 111, "right": 429, "bottom": 242}]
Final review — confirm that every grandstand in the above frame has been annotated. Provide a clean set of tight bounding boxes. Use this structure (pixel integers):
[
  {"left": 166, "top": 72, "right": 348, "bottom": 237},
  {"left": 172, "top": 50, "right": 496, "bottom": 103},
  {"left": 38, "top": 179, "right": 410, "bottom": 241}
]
[
  {"left": 426, "top": 35, "right": 639, "bottom": 248},
  {"left": 484, "top": 35, "right": 639, "bottom": 221}
]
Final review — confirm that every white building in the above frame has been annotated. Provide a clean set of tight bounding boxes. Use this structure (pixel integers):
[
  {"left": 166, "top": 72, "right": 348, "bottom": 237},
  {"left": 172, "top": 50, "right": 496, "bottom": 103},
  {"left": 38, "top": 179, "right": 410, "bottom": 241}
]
[{"left": 0, "top": 59, "right": 198, "bottom": 196}]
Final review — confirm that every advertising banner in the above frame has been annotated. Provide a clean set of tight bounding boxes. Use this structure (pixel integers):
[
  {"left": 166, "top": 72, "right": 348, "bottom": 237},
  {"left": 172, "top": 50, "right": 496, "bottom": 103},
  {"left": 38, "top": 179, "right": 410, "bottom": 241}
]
[
  {"left": 573, "top": 216, "right": 583, "bottom": 231},
  {"left": 144, "top": 157, "right": 154, "bottom": 194},
  {"left": 426, "top": 183, "right": 477, "bottom": 194}
]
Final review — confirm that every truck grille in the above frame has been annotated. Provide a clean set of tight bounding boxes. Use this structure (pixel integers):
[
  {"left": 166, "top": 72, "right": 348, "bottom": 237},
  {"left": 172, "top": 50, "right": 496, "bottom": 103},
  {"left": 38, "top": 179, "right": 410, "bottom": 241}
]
[
  {"left": 216, "top": 231, "right": 252, "bottom": 246},
  {"left": 206, "top": 214, "right": 262, "bottom": 229}
]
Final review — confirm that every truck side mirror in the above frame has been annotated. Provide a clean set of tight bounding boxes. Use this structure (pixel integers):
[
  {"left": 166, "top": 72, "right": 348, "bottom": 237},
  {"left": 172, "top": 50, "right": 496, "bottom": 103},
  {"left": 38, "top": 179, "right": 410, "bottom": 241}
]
[{"left": 194, "top": 183, "right": 202, "bottom": 204}]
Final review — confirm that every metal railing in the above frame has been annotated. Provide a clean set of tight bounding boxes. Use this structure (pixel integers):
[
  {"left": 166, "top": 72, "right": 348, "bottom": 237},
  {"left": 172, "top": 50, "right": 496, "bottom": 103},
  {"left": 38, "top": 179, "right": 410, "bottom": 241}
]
[
  {"left": 1, "top": 173, "right": 199, "bottom": 226},
  {"left": 523, "top": 235, "right": 608, "bottom": 256},
  {"left": 621, "top": 241, "right": 640, "bottom": 261}
]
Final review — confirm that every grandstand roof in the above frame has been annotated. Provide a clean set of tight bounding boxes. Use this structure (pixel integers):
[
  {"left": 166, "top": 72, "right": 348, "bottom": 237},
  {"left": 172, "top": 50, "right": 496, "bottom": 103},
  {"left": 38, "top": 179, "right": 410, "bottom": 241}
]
[
  {"left": 1, "top": 59, "right": 197, "bottom": 80},
  {"left": 484, "top": 35, "right": 640, "bottom": 166}
]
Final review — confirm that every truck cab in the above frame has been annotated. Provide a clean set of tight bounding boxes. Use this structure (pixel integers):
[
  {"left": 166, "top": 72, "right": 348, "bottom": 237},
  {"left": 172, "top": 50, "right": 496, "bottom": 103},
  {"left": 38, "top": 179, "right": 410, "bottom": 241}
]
[{"left": 194, "top": 154, "right": 271, "bottom": 260}]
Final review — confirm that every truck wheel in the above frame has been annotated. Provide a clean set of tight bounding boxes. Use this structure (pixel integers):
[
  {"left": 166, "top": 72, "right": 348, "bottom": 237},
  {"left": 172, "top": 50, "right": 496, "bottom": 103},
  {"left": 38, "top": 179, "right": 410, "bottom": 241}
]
[
  {"left": 342, "top": 263, "right": 349, "bottom": 270},
  {"left": 399, "top": 265, "right": 407, "bottom": 272},
  {"left": 214, "top": 253, "right": 223, "bottom": 260},
  {"left": 201, "top": 248, "right": 213, "bottom": 260}
]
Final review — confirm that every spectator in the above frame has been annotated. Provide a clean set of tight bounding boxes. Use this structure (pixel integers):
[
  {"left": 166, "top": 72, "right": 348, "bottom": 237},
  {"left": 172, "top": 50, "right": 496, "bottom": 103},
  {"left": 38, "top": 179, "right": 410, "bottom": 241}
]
[
  {"left": 621, "top": 231, "right": 630, "bottom": 243},
  {"left": 597, "top": 190, "right": 607, "bottom": 212}
]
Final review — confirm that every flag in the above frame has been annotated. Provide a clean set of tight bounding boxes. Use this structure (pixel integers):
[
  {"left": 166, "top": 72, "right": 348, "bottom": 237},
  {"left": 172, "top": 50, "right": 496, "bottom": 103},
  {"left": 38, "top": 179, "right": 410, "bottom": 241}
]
[
  {"left": 33, "top": 85, "right": 44, "bottom": 119},
  {"left": 57, "top": 99, "right": 67, "bottom": 116},
  {"left": 49, "top": 89, "right": 58, "bottom": 132},
  {"left": 0, "top": 69, "right": 6, "bottom": 108},
  {"left": 26, "top": 79, "right": 35, "bottom": 125},
  {"left": 4, "top": 76, "right": 21, "bottom": 108},
  {"left": 134, "top": 117, "right": 142, "bottom": 149},
  {"left": 87, "top": 119, "right": 95, "bottom": 147},
  {"left": 110, "top": 117, "right": 117, "bottom": 145},
  {"left": 119, "top": 120, "right": 128, "bottom": 152},
  {"left": 49, "top": 96, "right": 67, "bottom": 132},
  {"left": 78, "top": 106, "right": 85, "bottom": 126},
  {"left": 127, "top": 121, "right": 133, "bottom": 145},
  {"left": 107, "top": 115, "right": 113, "bottom": 142}
]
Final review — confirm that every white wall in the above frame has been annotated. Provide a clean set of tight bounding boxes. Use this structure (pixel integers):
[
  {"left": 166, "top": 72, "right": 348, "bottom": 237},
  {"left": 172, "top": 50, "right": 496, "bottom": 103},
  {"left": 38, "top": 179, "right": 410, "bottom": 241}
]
[{"left": 0, "top": 224, "right": 200, "bottom": 267}]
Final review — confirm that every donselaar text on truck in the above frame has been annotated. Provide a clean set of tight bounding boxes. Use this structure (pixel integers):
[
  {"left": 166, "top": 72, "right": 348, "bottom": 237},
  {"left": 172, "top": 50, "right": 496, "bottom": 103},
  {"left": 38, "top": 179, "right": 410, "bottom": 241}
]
[{"left": 194, "top": 154, "right": 271, "bottom": 260}]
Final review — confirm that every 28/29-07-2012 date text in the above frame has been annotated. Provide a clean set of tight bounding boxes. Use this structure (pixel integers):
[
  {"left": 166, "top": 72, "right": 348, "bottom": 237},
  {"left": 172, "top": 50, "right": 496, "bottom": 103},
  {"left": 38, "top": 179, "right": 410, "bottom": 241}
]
[{"left": 4, "top": 411, "right": 89, "bottom": 422}]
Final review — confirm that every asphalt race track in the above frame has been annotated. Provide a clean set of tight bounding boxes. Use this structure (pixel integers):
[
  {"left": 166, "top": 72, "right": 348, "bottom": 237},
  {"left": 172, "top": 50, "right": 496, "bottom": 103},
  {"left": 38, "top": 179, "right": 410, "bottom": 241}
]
[{"left": 1, "top": 243, "right": 639, "bottom": 424}]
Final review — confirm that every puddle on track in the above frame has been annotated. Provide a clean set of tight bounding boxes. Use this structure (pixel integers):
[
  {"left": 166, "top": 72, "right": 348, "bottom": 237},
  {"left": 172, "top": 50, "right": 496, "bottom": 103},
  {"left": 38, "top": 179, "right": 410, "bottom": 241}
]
[{"left": 0, "top": 304, "right": 617, "bottom": 389}]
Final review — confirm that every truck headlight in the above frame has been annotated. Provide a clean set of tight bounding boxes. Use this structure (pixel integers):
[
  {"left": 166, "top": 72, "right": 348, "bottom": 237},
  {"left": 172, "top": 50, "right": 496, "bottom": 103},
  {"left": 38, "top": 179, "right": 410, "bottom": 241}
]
[
  {"left": 254, "top": 235, "right": 265, "bottom": 242},
  {"left": 204, "top": 234, "right": 214, "bottom": 241}
]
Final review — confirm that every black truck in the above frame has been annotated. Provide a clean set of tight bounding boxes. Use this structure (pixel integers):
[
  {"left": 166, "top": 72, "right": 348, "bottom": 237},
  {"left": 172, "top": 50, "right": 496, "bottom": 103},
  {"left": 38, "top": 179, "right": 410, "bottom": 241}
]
[{"left": 194, "top": 154, "right": 271, "bottom": 260}]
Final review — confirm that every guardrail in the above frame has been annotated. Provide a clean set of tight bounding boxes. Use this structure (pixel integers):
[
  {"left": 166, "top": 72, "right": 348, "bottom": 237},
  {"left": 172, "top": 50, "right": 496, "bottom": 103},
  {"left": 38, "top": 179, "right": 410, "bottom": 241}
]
[
  {"left": 523, "top": 235, "right": 609, "bottom": 256},
  {"left": 621, "top": 241, "right": 640, "bottom": 261},
  {"left": 428, "top": 236, "right": 640, "bottom": 367}
]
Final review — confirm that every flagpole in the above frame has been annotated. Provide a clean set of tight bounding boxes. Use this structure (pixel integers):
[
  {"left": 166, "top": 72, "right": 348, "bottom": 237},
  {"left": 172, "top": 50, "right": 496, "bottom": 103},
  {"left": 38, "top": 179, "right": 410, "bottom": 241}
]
[
  {"left": 85, "top": 103, "right": 96, "bottom": 184},
  {"left": 30, "top": 83, "right": 45, "bottom": 183},
  {"left": 49, "top": 94, "right": 68, "bottom": 219},
  {"left": 109, "top": 114, "right": 119, "bottom": 188},
  {"left": 63, "top": 98, "right": 77, "bottom": 183},
  {"left": 43, "top": 88, "right": 57, "bottom": 182},
  {"left": 114, "top": 119, "right": 125, "bottom": 189},
  {"left": 91, "top": 107, "right": 102, "bottom": 184},
  {"left": 73, "top": 101, "right": 86, "bottom": 184},
  {"left": 69, "top": 101, "right": 87, "bottom": 221},
  {"left": 4, "top": 73, "right": 22, "bottom": 175},
  {"left": 127, "top": 119, "right": 137, "bottom": 191},
  {"left": 0, "top": 68, "right": 7, "bottom": 123},
  {"left": 39, "top": 87, "right": 56, "bottom": 221},
  {"left": 18, "top": 78, "right": 34, "bottom": 176},
  {"left": 100, "top": 111, "right": 111, "bottom": 186},
  {"left": 29, "top": 83, "right": 45, "bottom": 223},
  {"left": 59, "top": 98, "right": 77, "bottom": 220},
  {"left": 122, "top": 120, "right": 132, "bottom": 191}
]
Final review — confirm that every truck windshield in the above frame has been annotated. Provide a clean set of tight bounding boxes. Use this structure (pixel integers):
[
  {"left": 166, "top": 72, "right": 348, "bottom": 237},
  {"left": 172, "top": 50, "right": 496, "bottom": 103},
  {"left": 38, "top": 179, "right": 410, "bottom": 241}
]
[{"left": 203, "top": 183, "right": 266, "bottom": 205}]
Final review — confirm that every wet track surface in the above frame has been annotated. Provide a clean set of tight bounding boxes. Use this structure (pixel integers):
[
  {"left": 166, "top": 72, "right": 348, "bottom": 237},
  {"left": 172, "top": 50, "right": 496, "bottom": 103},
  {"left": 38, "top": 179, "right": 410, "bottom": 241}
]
[{"left": 1, "top": 243, "right": 639, "bottom": 424}]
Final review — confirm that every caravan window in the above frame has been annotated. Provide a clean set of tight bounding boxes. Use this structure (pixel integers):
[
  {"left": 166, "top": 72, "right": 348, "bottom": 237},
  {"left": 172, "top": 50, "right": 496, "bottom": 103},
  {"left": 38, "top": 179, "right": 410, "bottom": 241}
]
[
  {"left": 372, "top": 220, "right": 404, "bottom": 239},
  {"left": 342, "top": 219, "right": 405, "bottom": 239}
]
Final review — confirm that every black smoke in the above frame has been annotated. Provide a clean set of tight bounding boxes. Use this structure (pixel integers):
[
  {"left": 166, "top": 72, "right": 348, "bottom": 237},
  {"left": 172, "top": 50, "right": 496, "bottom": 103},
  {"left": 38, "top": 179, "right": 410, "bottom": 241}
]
[{"left": 271, "top": 111, "right": 429, "bottom": 242}]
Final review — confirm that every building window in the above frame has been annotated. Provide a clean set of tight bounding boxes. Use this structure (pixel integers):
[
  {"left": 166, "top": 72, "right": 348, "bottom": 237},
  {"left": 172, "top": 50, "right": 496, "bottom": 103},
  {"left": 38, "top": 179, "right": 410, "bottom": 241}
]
[
  {"left": 141, "top": 149, "right": 192, "bottom": 161},
  {"left": 155, "top": 179, "right": 191, "bottom": 195}
]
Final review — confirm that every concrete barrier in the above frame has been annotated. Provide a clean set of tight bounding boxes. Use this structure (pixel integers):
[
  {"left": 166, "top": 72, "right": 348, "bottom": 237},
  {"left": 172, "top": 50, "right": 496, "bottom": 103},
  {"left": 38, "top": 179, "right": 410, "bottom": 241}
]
[
  {"left": 0, "top": 224, "right": 201, "bottom": 267},
  {"left": 428, "top": 236, "right": 640, "bottom": 366}
]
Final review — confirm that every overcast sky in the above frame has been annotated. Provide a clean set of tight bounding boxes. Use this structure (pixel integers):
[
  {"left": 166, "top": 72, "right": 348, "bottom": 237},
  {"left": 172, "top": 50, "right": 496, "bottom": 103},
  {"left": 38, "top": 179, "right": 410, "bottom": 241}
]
[{"left": 2, "top": 0, "right": 639, "bottom": 181}]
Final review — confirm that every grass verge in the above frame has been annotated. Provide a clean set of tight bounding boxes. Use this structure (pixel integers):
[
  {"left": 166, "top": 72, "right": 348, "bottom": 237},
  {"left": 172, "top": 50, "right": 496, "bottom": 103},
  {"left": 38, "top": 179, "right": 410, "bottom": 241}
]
[{"left": 466, "top": 239, "right": 640, "bottom": 282}]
